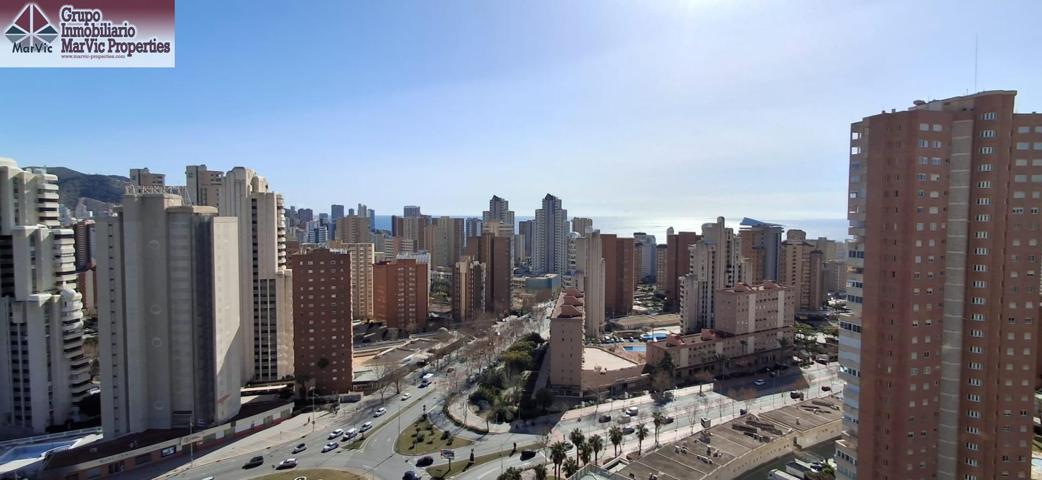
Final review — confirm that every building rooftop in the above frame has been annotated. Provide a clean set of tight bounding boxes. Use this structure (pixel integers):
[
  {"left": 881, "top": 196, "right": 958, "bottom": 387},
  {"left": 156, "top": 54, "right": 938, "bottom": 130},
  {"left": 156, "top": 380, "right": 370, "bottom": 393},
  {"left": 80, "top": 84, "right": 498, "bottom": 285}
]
[{"left": 583, "top": 347, "right": 637, "bottom": 372}]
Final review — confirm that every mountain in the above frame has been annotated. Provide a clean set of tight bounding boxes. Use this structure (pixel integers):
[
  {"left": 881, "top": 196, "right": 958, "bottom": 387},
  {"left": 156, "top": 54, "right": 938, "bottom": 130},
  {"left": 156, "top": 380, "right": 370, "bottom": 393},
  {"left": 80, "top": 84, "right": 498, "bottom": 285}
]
[{"left": 32, "top": 167, "right": 127, "bottom": 209}]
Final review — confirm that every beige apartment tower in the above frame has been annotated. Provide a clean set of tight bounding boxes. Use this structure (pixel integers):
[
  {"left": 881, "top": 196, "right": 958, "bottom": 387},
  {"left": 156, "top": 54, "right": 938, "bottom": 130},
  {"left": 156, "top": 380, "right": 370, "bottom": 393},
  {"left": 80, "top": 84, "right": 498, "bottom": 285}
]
[
  {"left": 185, "top": 164, "right": 224, "bottom": 207},
  {"left": 344, "top": 243, "right": 374, "bottom": 320},
  {"left": 780, "top": 229, "right": 826, "bottom": 311},
  {"left": 0, "top": 160, "right": 91, "bottom": 435},
  {"left": 680, "top": 217, "right": 748, "bottom": 332},
  {"left": 573, "top": 231, "right": 605, "bottom": 338},
  {"left": 220, "top": 167, "right": 294, "bottom": 382},
  {"left": 96, "top": 191, "right": 243, "bottom": 439},
  {"left": 836, "top": 91, "right": 1041, "bottom": 480}
]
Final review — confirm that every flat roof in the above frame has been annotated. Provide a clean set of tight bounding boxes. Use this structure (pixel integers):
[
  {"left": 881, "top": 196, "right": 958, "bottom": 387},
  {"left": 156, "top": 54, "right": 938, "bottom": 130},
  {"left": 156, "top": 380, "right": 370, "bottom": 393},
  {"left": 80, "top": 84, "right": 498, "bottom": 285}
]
[{"left": 583, "top": 347, "right": 637, "bottom": 371}]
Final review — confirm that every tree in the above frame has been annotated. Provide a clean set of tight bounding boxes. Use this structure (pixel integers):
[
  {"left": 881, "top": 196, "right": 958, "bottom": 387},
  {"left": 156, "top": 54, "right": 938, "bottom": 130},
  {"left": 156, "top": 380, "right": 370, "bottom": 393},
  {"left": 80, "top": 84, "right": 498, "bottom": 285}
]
[
  {"left": 608, "top": 426, "right": 623, "bottom": 457},
  {"left": 501, "top": 349, "right": 533, "bottom": 376},
  {"left": 550, "top": 441, "right": 568, "bottom": 479},
  {"left": 578, "top": 442, "right": 591, "bottom": 466},
  {"left": 569, "top": 428, "right": 585, "bottom": 463},
  {"left": 533, "top": 463, "right": 548, "bottom": 480},
  {"left": 651, "top": 354, "right": 676, "bottom": 392},
  {"left": 498, "top": 467, "right": 522, "bottom": 480},
  {"left": 693, "top": 370, "right": 715, "bottom": 394},
  {"left": 562, "top": 457, "right": 579, "bottom": 478},
  {"left": 635, "top": 424, "right": 649, "bottom": 453},
  {"left": 535, "top": 388, "right": 555, "bottom": 413},
  {"left": 588, "top": 434, "right": 604, "bottom": 465},
  {"left": 651, "top": 412, "right": 664, "bottom": 446}
]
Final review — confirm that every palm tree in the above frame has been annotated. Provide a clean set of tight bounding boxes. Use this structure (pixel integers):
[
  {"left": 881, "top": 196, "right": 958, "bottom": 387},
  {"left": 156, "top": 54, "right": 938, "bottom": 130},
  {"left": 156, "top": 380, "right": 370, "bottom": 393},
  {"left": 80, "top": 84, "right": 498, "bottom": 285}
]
[
  {"left": 588, "top": 434, "right": 604, "bottom": 465},
  {"left": 550, "top": 441, "right": 568, "bottom": 479},
  {"left": 562, "top": 457, "right": 579, "bottom": 478},
  {"left": 569, "top": 428, "right": 585, "bottom": 463},
  {"left": 651, "top": 412, "right": 664, "bottom": 446},
  {"left": 498, "top": 467, "right": 522, "bottom": 480},
  {"left": 635, "top": 424, "right": 649, "bottom": 453},
  {"left": 608, "top": 426, "right": 623, "bottom": 457},
  {"left": 578, "top": 442, "right": 591, "bottom": 466},
  {"left": 533, "top": 463, "right": 548, "bottom": 480}
]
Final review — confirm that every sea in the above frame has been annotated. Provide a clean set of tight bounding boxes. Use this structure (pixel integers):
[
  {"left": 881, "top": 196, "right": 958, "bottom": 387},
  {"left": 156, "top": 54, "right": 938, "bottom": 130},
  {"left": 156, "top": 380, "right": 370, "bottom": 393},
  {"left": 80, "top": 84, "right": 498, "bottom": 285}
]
[{"left": 371, "top": 215, "right": 848, "bottom": 241}]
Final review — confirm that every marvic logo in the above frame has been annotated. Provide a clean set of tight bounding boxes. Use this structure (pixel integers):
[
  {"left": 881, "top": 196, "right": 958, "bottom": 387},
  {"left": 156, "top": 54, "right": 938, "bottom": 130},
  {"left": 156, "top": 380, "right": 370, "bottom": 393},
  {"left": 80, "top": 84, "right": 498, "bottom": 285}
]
[{"left": 5, "top": 3, "right": 57, "bottom": 53}]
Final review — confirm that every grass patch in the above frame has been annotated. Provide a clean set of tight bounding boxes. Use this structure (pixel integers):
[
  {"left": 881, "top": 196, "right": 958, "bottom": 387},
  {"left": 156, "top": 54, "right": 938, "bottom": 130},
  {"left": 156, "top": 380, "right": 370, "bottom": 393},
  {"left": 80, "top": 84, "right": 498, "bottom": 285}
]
[
  {"left": 395, "top": 417, "right": 472, "bottom": 455},
  {"left": 425, "top": 443, "right": 542, "bottom": 479},
  {"left": 258, "top": 468, "right": 366, "bottom": 480}
]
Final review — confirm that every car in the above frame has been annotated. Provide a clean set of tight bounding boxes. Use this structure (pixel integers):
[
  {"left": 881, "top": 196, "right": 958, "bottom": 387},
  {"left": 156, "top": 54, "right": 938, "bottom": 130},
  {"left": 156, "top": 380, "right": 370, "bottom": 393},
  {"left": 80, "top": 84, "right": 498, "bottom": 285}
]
[
  {"left": 275, "top": 458, "right": 297, "bottom": 469},
  {"left": 322, "top": 442, "right": 339, "bottom": 453},
  {"left": 402, "top": 393, "right": 412, "bottom": 400},
  {"left": 360, "top": 421, "right": 373, "bottom": 432},
  {"left": 821, "top": 385, "right": 832, "bottom": 391},
  {"left": 416, "top": 456, "right": 434, "bottom": 467},
  {"left": 328, "top": 428, "right": 344, "bottom": 439},
  {"left": 739, "top": 408, "right": 748, "bottom": 416},
  {"left": 419, "top": 379, "right": 432, "bottom": 388},
  {"left": 625, "top": 406, "right": 639, "bottom": 416},
  {"left": 291, "top": 443, "right": 307, "bottom": 453},
  {"left": 622, "top": 426, "right": 635, "bottom": 435},
  {"left": 662, "top": 415, "right": 675, "bottom": 424},
  {"left": 520, "top": 450, "right": 537, "bottom": 461},
  {"left": 753, "top": 379, "right": 767, "bottom": 387},
  {"left": 790, "top": 391, "right": 804, "bottom": 399},
  {"left": 403, "top": 470, "right": 421, "bottom": 480},
  {"left": 345, "top": 427, "right": 359, "bottom": 438},
  {"left": 375, "top": 407, "right": 387, "bottom": 417},
  {"left": 243, "top": 456, "right": 265, "bottom": 469},
  {"left": 598, "top": 414, "right": 612, "bottom": 423}
]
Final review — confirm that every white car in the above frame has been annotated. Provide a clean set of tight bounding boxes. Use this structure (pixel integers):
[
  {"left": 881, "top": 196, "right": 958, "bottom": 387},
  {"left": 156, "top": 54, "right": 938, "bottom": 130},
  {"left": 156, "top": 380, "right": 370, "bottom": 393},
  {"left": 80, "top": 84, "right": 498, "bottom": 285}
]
[
  {"left": 291, "top": 443, "right": 307, "bottom": 453},
  {"left": 345, "top": 427, "right": 359, "bottom": 439},
  {"left": 322, "top": 442, "right": 339, "bottom": 453},
  {"left": 275, "top": 458, "right": 297, "bottom": 469},
  {"left": 328, "top": 429, "right": 343, "bottom": 439},
  {"left": 360, "top": 421, "right": 373, "bottom": 432},
  {"left": 375, "top": 407, "right": 387, "bottom": 417},
  {"left": 401, "top": 393, "right": 412, "bottom": 401},
  {"left": 625, "top": 407, "right": 639, "bottom": 416}
]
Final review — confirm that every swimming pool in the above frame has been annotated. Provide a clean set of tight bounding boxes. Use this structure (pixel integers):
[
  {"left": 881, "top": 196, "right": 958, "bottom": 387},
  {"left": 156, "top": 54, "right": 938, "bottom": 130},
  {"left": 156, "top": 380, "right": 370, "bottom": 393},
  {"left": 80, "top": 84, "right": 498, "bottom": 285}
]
[
  {"left": 640, "top": 330, "right": 668, "bottom": 341},
  {"left": 623, "top": 345, "right": 647, "bottom": 352}
]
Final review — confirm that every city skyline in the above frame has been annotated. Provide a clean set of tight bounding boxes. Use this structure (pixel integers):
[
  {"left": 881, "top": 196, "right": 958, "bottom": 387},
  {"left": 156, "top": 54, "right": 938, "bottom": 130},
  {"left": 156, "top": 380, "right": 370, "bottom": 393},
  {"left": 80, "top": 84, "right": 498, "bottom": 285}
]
[{"left": 2, "top": 1, "right": 1040, "bottom": 222}]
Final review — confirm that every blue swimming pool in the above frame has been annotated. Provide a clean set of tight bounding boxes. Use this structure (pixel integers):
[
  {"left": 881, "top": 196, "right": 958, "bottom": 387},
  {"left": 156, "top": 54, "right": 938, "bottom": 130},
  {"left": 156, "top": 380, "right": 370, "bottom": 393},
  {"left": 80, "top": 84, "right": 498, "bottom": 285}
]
[
  {"left": 640, "top": 330, "right": 669, "bottom": 341},
  {"left": 623, "top": 345, "right": 647, "bottom": 352}
]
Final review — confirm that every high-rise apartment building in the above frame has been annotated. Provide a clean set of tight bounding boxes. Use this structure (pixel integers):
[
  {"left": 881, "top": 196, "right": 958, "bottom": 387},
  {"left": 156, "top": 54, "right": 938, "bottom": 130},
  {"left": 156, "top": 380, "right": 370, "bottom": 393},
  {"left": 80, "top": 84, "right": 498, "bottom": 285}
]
[
  {"left": 664, "top": 231, "right": 699, "bottom": 310},
  {"left": 0, "top": 161, "right": 91, "bottom": 435},
  {"left": 482, "top": 195, "right": 515, "bottom": 238},
  {"left": 836, "top": 91, "right": 1041, "bottom": 480},
  {"left": 185, "top": 164, "right": 223, "bottom": 207},
  {"left": 601, "top": 234, "right": 634, "bottom": 319},
  {"left": 573, "top": 231, "right": 605, "bottom": 338},
  {"left": 633, "top": 233, "right": 657, "bottom": 283},
  {"left": 403, "top": 205, "right": 422, "bottom": 218},
  {"left": 392, "top": 215, "right": 433, "bottom": 252},
  {"left": 290, "top": 249, "right": 352, "bottom": 395},
  {"left": 342, "top": 243, "right": 374, "bottom": 320},
  {"left": 571, "top": 217, "right": 593, "bottom": 236},
  {"left": 465, "top": 232, "right": 511, "bottom": 318},
  {"left": 335, "top": 214, "right": 372, "bottom": 244},
  {"left": 220, "top": 167, "right": 294, "bottom": 382},
  {"left": 464, "top": 218, "right": 483, "bottom": 247},
  {"left": 128, "top": 167, "right": 165, "bottom": 187},
  {"left": 679, "top": 217, "right": 747, "bottom": 332},
  {"left": 452, "top": 256, "right": 485, "bottom": 323},
  {"left": 373, "top": 258, "right": 429, "bottom": 333},
  {"left": 738, "top": 218, "right": 783, "bottom": 283},
  {"left": 654, "top": 244, "right": 667, "bottom": 289},
  {"left": 780, "top": 229, "right": 826, "bottom": 311},
  {"left": 432, "top": 216, "right": 464, "bottom": 268},
  {"left": 72, "top": 220, "right": 98, "bottom": 317},
  {"left": 96, "top": 191, "right": 242, "bottom": 439},
  {"left": 533, "top": 194, "right": 569, "bottom": 275},
  {"left": 518, "top": 219, "right": 534, "bottom": 260}
]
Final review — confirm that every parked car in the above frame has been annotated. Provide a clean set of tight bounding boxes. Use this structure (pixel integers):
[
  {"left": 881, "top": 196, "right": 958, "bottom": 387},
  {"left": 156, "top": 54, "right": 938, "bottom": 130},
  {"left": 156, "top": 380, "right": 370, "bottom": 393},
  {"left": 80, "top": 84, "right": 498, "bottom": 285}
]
[
  {"left": 403, "top": 470, "right": 421, "bottom": 480},
  {"left": 416, "top": 456, "right": 434, "bottom": 467},
  {"left": 345, "top": 427, "right": 359, "bottom": 439},
  {"left": 402, "top": 393, "right": 412, "bottom": 400},
  {"left": 821, "top": 385, "right": 832, "bottom": 392},
  {"left": 360, "top": 421, "right": 373, "bottom": 432},
  {"left": 243, "top": 456, "right": 264, "bottom": 469},
  {"left": 375, "top": 407, "right": 387, "bottom": 417},
  {"left": 625, "top": 407, "right": 639, "bottom": 416},
  {"left": 598, "top": 414, "right": 612, "bottom": 423},
  {"left": 275, "top": 458, "right": 297, "bottom": 469},
  {"left": 292, "top": 443, "right": 307, "bottom": 453},
  {"left": 322, "top": 442, "right": 339, "bottom": 453},
  {"left": 662, "top": 416, "right": 675, "bottom": 424},
  {"left": 520, "top": 450, "right": 537, "bottom": 461},
  {"left": 622, "top": 426, "right": 635, "bottom": 435},
  {"left": 419, "top": 379, "right": 432, "bottom": 388},
  {"left": 790, "top": 391, "right": 804, "bottom": 399}
]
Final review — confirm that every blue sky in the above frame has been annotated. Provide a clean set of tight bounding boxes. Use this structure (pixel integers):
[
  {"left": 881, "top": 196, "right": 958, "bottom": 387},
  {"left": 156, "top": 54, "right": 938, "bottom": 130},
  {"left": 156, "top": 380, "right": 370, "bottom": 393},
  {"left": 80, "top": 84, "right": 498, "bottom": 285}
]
[{"left": 2, "top": 0, "right": 1041, "bottom": 227}]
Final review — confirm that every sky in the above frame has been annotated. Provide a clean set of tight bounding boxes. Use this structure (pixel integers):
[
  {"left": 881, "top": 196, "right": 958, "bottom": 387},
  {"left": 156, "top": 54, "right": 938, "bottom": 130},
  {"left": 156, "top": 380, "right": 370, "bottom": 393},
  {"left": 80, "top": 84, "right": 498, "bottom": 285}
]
[{"left": 2, "top": 0, "right": 1041, "bottom": 236}]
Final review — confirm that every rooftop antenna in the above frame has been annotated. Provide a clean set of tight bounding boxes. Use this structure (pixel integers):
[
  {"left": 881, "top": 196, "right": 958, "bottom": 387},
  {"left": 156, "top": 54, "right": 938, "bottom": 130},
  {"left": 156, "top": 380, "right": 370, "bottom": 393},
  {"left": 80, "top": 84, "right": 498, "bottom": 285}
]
[{"left": 973, "top": 34, "right": 979, "bottom": 93}]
